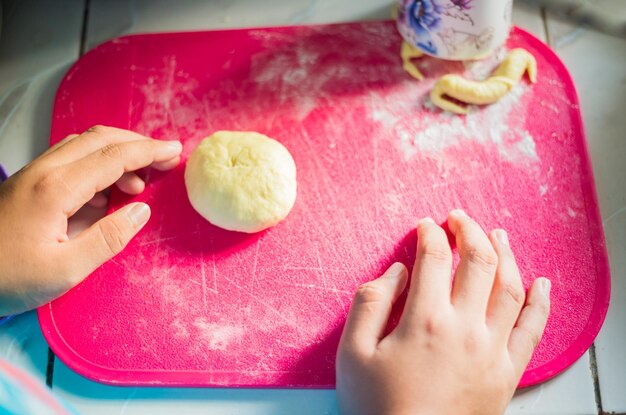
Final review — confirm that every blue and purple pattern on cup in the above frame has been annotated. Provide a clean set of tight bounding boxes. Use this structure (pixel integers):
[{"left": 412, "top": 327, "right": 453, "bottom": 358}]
[{"left": 397, "top": 0, "right": 512, "bottom": 61}]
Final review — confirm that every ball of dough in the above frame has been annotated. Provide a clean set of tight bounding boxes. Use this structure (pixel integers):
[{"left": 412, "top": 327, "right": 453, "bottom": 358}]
[{"left": 184, "top": 131, "right": 297, "bottom": 233}]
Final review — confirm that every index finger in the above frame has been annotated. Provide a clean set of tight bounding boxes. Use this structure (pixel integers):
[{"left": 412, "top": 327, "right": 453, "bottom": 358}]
[
  {"left": 41, "top": 126, "right": 153, "bottom": 166},
  {"left": 400, "top": 218, "right": 453, "bottom": 325},
  {"left": 58, "top": 139, "right": 183, "bottom": 215}
]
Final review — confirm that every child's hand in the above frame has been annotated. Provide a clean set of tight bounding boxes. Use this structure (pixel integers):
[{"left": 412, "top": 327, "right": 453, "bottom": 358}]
[
  {"left": 337, "top": 210, "right": 551, "bottom": 415},
  {"left": 0, "top": 126, "right": 182, "bottom": 315}
]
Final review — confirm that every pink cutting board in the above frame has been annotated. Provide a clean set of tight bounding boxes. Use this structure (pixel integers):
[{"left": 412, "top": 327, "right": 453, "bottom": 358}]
[{"left": 38, "top": 22, "right": 610, "bottom": 388}]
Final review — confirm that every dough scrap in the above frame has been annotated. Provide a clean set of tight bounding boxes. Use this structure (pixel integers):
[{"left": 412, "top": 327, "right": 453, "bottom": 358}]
[
  {"left": 401, "top": 41, "right": 425, "bottom": 81},
  {"left": 430, "top": 48, "right": 537, "bottom": 114},
  {"left": 184, "top": 131, "right": 297, "bottom": 233}
]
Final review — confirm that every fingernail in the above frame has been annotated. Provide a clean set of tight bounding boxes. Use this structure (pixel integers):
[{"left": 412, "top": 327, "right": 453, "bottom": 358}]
[
  {"left": 539, "top": 278, "right": 551, "bottom": 297},
  {"left": 128, "top": 203, "right": 151, "bottom": 226},
  {"left": 165, "top": 140, "right": 183, "bottom": 152},
  {"left": 495, "top": 229, "right": 509, "bottom": 246},
  {"left": 450, "top": 209, "right": 467, "bottom": 218},
  {"left": 418, "top": 217, "right": 435, "bottom": 226},
  {"left": 385, "top": 262, "right": 406, "bottom": 279}
]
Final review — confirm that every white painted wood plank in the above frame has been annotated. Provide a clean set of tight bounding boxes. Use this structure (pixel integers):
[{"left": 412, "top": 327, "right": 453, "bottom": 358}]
[
  {"left": 0, "top": 0, "right": 84, "bottom": 171},
  {"left": 508, "top": 353, "right": 596, "bottom": 415},
  {"left": 545, "top": 13, "right": 626, "bottom": 412},
  {"left": 90, "top": 0, "right": 393, "bottom": 36},
  {"left": 543, "top": 0, "right": 625, "bottom": 39},
  {"left": 513, "top": 4, "right": 547, "bottom": 41},
  {"left": 84, "top": 1, "right": 133, "bottom": 51},
  {"left": 85, "top": 1, "right": 546, "bottom": 45},
  {"left": 0, "top": 63, "right": 73, "bottom": 174},
  {"left": 598, "top": 210, "right": 626, "bottom": 412},
  {"left": 0, "top": 0, "right": 84, "bottom": 96}
]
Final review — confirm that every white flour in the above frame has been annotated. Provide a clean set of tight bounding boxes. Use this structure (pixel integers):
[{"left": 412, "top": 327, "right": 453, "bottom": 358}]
[
  {"left": 370, "top": 81, "right": 538, "bottom": 163},
  {"left": 251, "top": 41, "right": 327, "bottom": 121},
  {"left": 193, "top": 317, "right": 245, "bottom": 351},
  {"left": 463, "top": 46, "right": 507, "bottom": 80},
  {"left": 367, "top": 44, "right": 540, "bottom": 164}
]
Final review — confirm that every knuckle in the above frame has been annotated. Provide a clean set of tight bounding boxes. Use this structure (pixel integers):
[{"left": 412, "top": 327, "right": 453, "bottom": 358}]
[
  {"left": 462, "top": 327, "right": 488, "bottom": 353},
  {"left": 535, "top": 298, "right": 551, "bottom": 317},
  {"left": 463, "top": 334, "right": 478, "bottom": 353},
  {"left": 97, "top": 219, "right": 128, "bottom": 256},
  {"left": 455, "top": 215, "right": 474, "bottom": 228},
  {"left": 32, "top": 171, "right": 61, "bottom": 196},
  {"left": 420, "top": 241, "right": 452, "bottom": 263},
  {"left": 419, "top": 313, "right": 447, "bottom": 336},
  {"left": 354, "top": 283, "right": 387, "bottom": 305},
  {"left": 501, "top": 283, "right": 525, "bottom": 307},
  {"left": 32, "top": 175, "right": 52, "bottom": 196},
  {"left": 466, "top": 246, "right": 498, "bottom": 270},
  {"left": 518, "top": 326, "right": 543, "bottom": 350},
  {"left": 86, "top": 125, "right": 110, "bottom": 135},
  {"left": 99, "top": 143, "right": 124, "bottom": 160}
]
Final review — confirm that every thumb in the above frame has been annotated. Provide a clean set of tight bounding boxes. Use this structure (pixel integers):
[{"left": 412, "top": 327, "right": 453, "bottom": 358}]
[{"left": 62, "top": 202, "right": 151, "bottom": 279}]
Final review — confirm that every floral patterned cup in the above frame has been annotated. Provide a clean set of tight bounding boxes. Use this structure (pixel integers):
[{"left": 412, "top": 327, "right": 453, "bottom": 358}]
[{"left": 396, "top": 0, "right": 513, "bottom": 60}]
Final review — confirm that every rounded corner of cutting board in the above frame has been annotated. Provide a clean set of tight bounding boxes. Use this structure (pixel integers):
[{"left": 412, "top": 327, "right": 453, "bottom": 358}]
[
  {"left": 50, "top": 35, "right": 136, "bottom": 146},
  {"left": 54, "top": 34, "right": 133, "bottom": 87},
  {"left": 37, "top": 304, "right": 130, "bottom": 386},
  {"left": 512, "top": 26, "right": 582, "bottom": 115},
  {"left": 520, "top": 284, "right": 611, "bottom": 388}
]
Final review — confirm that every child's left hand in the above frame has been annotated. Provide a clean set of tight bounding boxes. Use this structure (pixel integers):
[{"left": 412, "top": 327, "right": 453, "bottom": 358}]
[{"left": 0, "top": 126, "right": 182, "bottom": 315}]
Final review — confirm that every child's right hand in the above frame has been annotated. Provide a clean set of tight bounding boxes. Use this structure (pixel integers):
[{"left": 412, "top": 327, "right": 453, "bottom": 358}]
[
  {"left": 337, "top": 210, "right": 551, "bottom": 415},
  {"left": 0, "top": 126, "right": 182, "bottom": 316}
]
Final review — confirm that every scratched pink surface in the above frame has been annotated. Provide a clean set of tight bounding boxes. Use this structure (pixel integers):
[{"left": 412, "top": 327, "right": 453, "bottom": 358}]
[{"left": 38, "top": 22, "right": 610, "bottom": 388}]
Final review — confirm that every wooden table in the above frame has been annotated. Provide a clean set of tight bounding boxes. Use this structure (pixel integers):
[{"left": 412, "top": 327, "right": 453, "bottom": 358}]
[{"left": 1, "top": 1, "right": 624, "bottom": 413}]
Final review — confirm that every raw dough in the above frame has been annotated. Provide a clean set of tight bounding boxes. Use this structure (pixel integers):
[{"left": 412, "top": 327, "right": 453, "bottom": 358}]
[
  {"left": 430, "top": 48, "right": 537, "bottom": 115},
  {"left": 184, "top": 131, "right": 297, "bottom": 233},
  {"left": 401, "top": 41, "right": 425, "bottom": 81}
]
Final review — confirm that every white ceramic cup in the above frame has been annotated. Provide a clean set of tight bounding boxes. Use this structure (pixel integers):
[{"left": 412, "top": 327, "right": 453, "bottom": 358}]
[{"left": 396, "top": 0, "right": 513, "bottom": 60}]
